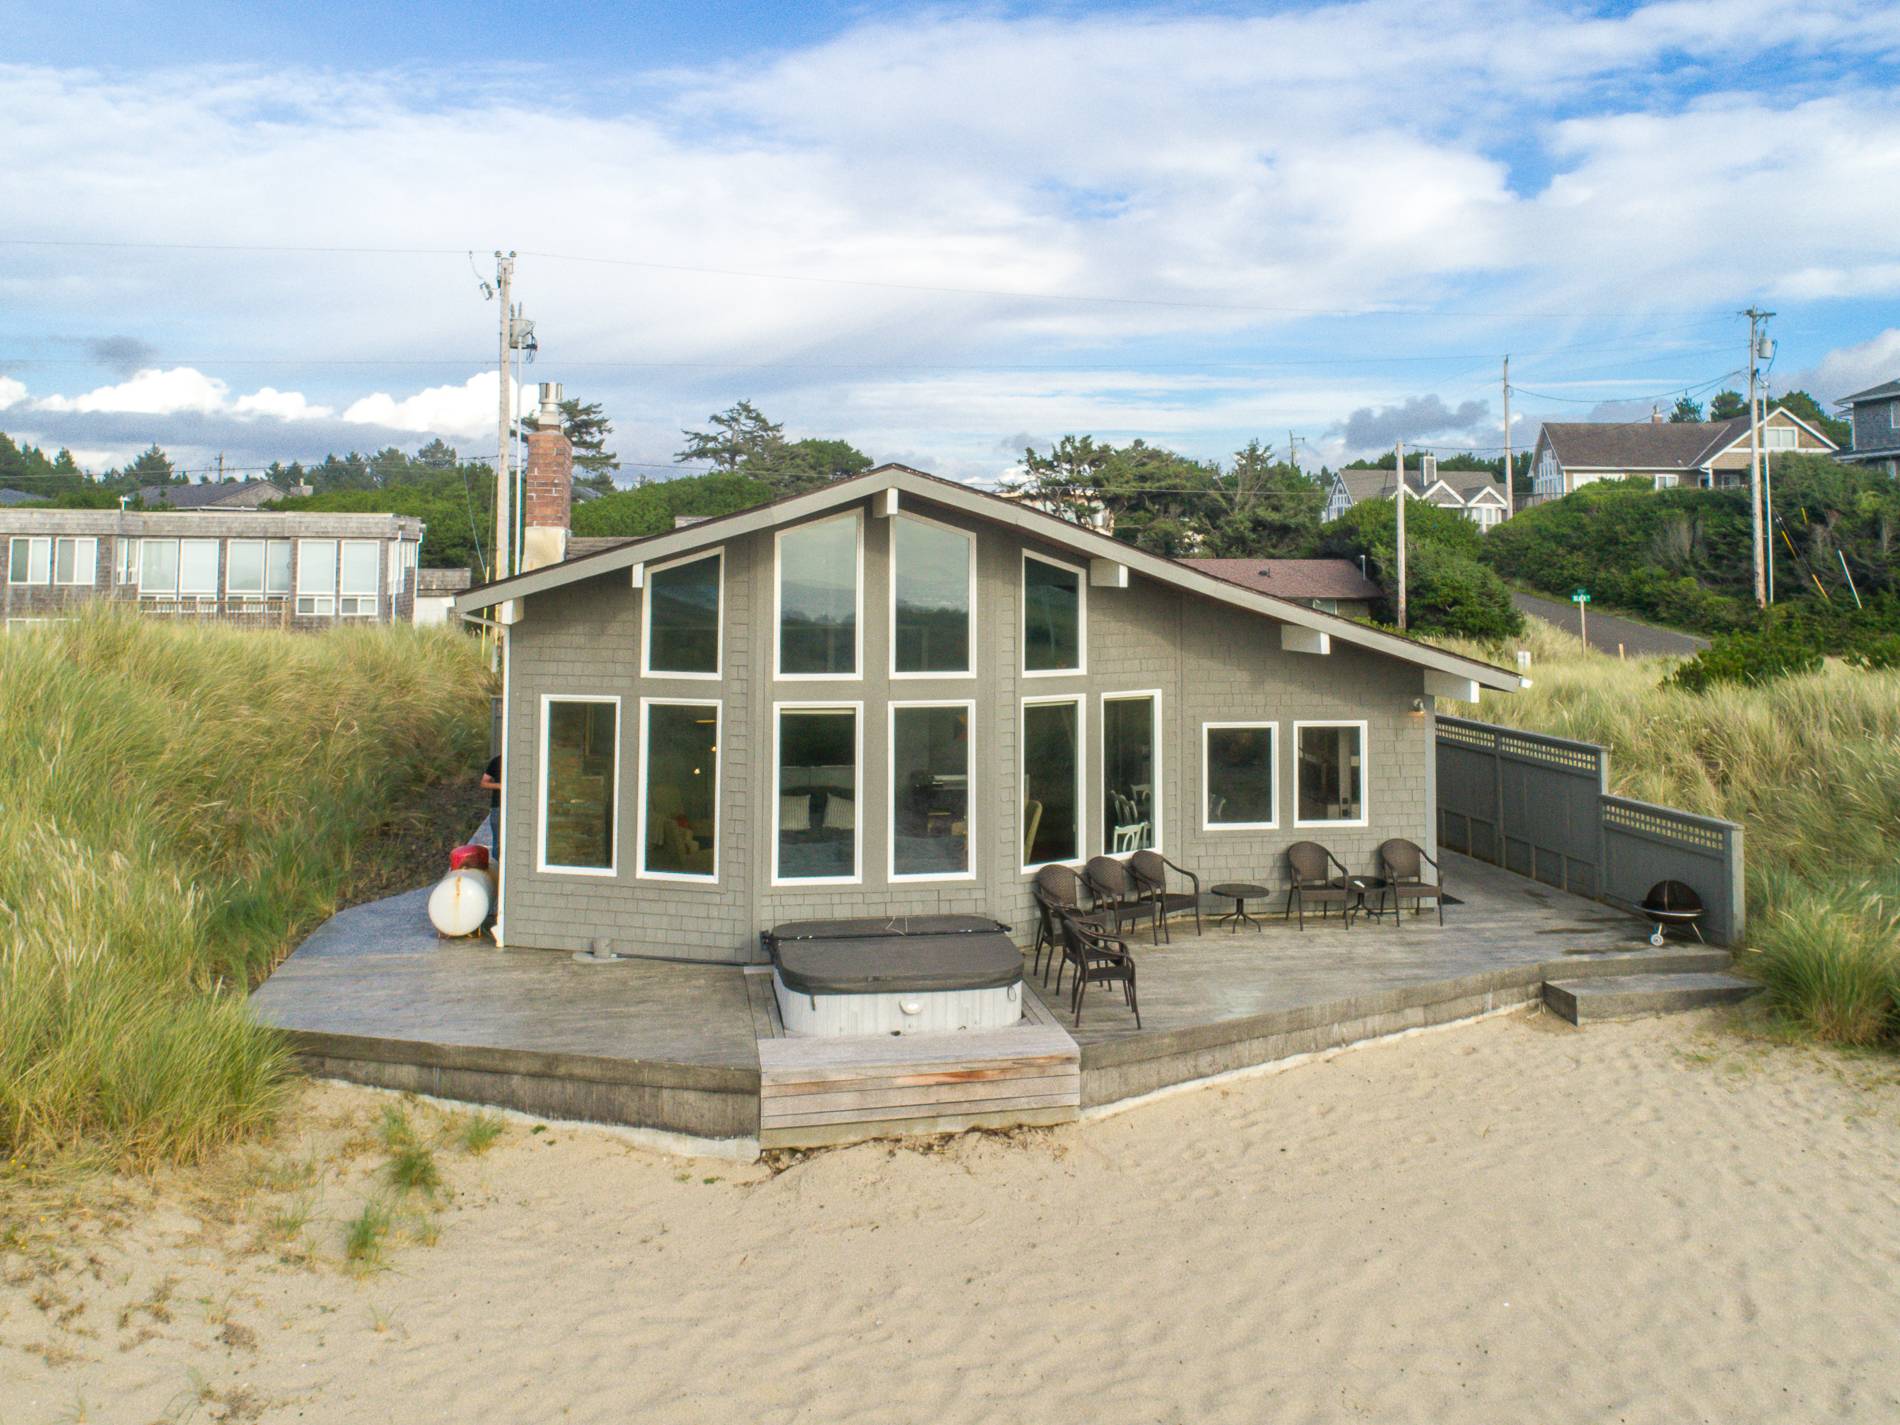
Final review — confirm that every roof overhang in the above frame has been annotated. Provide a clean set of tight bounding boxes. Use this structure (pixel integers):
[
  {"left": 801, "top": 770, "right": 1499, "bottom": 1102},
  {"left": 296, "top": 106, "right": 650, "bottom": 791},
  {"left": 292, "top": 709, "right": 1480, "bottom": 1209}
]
[{"left": 456, "top": 464, "right": 1522, "bottom": 693}]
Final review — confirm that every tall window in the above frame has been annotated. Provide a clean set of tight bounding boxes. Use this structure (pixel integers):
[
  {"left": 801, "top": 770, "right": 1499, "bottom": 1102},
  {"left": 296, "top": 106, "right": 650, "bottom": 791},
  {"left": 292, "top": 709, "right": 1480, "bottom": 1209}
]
[
  {"left": 115, "top": 538, "right": 140, "bottom": 585},
  {"left": 1102, "top": 693, "right": 1157, "bottom": 853},
  {"left": 777, "top": 515, "right": 859, "bottom": 677},
  {"left": 1022, "top": 554, "right": 1083, "bottom": 674},
  {"left": 640, "top": 700, "right": 719, "bottom": 880},
  {"left": 1021, "top": 698, "right": 1081, "bottom": 867},
  {"left": 1204, "top": 723, "right": 1277, "bottom": 829},
  {"left": 139, "top": 539, "right": 179, "bottom": 596},
  {"left": 52, "top": 537, "right": 97, "bottom": 586},
  {"left": 1295, "top": 721, "right": 1366, "bottom": 826},
  {"left": 645, "top": 552, "right": 722, "bottom": 676},
  {"left": 774, "top": 706, "right": 859, "bottom": 882},
  {"left": 7, "top": 537, "right": 50, "bottom": 585},
  {"left": 892, "top": 517, "right": 973, "bottom": 676},
  {"left": 339, "top": 540, "right": 380, "bottom": 616},
  {"left": 297, "top": 539, "right": 337, "bottom": 615},
  {"left": 178, "top": 540, "right": 218, "bottom": 596},
  {"left": 227, "top": 539, "right": 291, "bottom": 596},
  {"left": 539, "top": 697, "right": 618, "bottom": 874},
  {"left": 891, "top": 703, "right": 972, "bottom": 879}
]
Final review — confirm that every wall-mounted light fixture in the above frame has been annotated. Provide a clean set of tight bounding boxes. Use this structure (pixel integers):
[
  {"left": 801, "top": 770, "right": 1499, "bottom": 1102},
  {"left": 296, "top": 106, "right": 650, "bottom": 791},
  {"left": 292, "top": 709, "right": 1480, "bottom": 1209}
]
[{"left": 1410, "top": 696, "right": 1429, "bottom": 714}]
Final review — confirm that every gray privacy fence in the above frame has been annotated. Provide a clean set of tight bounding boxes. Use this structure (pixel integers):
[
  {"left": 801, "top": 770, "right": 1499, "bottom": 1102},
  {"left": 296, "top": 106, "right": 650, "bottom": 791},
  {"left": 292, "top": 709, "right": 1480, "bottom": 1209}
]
[{"left": 1436, "top": 715, "right": 1746, "bottom": 946}]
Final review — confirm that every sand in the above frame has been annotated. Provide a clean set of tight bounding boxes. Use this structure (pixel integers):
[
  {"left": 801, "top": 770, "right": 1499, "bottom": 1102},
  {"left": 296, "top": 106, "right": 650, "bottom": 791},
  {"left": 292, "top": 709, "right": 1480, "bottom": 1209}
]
[{"left": 5, "top": 1009, "right": 1899, "bottom": 1424}]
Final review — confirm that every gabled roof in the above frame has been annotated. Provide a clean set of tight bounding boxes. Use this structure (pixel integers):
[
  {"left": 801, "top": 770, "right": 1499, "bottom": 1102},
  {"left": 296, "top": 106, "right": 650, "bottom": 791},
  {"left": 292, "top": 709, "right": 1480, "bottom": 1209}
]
[
  {"left": 1698, "top": 405, "right": 1838, "bottom": 460},
  {"left": 1541, "top": 405, "right": 1836, "bottom": 472},
  {"left": 458, "top": 463, "right": 1521, "bottom": 693},
  {"left": 1186, "top": 558, "right": 1381, "bottom": 601},
  {"left": 139, "top": 479, "right": 288, "bottom": 509},
  {"left": 0, "top": 487, "right": 43, "bottom": 507},
  {"left": 1838, "top": 379, "right": 1900, "bottom": 406}
]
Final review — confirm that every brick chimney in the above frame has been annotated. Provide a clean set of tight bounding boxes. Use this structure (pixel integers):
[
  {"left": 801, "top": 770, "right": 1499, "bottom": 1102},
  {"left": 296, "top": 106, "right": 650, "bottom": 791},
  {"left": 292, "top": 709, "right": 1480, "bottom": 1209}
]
[
  {"left": 1651, "top": 405, "right": 1663, "bottom": 424},
  {"left": 521, "top": 381, "right": 571, "bottom": 572}
]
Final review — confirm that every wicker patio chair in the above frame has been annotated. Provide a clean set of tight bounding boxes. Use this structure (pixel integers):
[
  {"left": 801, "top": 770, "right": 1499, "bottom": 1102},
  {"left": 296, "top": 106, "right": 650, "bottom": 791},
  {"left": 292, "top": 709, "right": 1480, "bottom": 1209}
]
[
  {"left": 1032, "top": 863, "right": 1091, "bottom": 984},
  {"left": 1284, "top": 841, "right": 1357, "bottom": 930},
  {"left": 1128, "top": 849, "right": 1203, "bottom": 943},
  {"left": 1377, "top": 838, "right": 1444, "bottom": 926},
  {"left": 1059, "top": 912, "right": 1140, "bottom": 1028},
  {"left": 1084, "top": 855, "right": 1151, "bottom": 940}
]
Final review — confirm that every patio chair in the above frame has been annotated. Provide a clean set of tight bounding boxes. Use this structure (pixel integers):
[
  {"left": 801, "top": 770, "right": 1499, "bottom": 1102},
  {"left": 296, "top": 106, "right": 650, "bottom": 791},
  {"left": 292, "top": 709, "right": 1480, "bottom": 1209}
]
[
  {"left": 1128, "top": 848, "right": 1203, "bottom": 944},
  {"left": 1284, "top": 841, "right": 1357, "bottom": 930},
  {"left": 1377, "top": 838, "right": 1444, "bottom": 926},
  {"left": 1031, "top": 863, "right": 1092, "bottom": 984},
  {"left": 1058, "top": 912, "right": 1140, "bottom": 1028},
  {"left": 1084, "top": 855, "right": 1151, "bottom": 940}
]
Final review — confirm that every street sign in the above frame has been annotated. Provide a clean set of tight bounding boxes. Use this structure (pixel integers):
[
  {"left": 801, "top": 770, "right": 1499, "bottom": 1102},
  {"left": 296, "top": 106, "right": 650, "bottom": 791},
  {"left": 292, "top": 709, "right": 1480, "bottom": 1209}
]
[{"left": 1571, "top": 589, "right": 1591, "bottom": 604}]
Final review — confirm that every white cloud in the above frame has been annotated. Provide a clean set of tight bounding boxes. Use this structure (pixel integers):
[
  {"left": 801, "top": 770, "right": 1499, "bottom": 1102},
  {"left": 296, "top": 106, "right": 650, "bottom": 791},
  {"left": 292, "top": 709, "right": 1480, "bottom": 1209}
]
[
  {"left": 231, "top": 386, "right": 333, "bottom": 420},
  {"left": 34, "top": 366, "right": 230, "bottom": 416},
  {"left": 0, "top": 376, "right": 25, "bottom": 411},
  {"left": 341, "top": 370, "right": 540, "bottom": 437},
  {"left": 1788, "top": 328, "right": 1900, "bottom": 401}
]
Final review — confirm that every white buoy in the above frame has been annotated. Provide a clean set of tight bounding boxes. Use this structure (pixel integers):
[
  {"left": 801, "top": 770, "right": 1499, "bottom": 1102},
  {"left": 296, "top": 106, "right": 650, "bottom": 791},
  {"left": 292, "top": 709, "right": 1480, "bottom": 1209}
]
[{"left": 428, "top": 867, "right": 493, "bottom": 937}]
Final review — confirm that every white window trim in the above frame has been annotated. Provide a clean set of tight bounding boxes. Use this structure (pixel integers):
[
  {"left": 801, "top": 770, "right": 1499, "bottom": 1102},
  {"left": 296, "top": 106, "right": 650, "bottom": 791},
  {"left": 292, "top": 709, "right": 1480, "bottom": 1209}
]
[
  {"left": 1020, "top": 549, "right": 1088, "bottom": 678},
  {"left": 1020, "top": 693, "right": 1086, "bottom": 873},
  {"left": 773, "top": 511, "right": 864, "bottom": 682},
  {"left": 770, "top": 700, "right": 864, "bottom": 887},
  {"left": 177, "top": 539, "right": 220, "bottom": 598},
  {"left": 1101, "top": 689, "right": 1163, "bottom": 856},
  {"left": 535, "top": 693, "right": 622, "bottom": 878},
  {"left": 338, "top": 539, "right": 381, "bottom": 617},
  {"left": 137, "top": 538, "right": 178, "bottom": 596},
  {"left": 888, "top": 512, "right": 977, "bottom": 681},
  {"left": 116, "top": 537, "right": 140, "bottom": 585},
  {"left": 635, "top": 696, "right": 722, "bottom": 884},
  {"left": 296, "top": 538, "right": 337, "bottom": 616},
  {"left": 888, "top": 699, "right": 977, "bottom": 884},
  {"left": 640, "top": 547, "right": 724, "bottom": 681},
  {"left": 8, "top": 536, "right": 49, "bottom": 586},
  {"left": 1291, "top": 718, "right": 1370, "bottom": 830},
  {"left": 225, "top": 538, "right": 269, "bottom": 596},
  {"left": 1201, "top": 720, "right": 1279, "bottom": 831},
  {"left": 53, "top": 537, "right": 97, "bottom": 586}
]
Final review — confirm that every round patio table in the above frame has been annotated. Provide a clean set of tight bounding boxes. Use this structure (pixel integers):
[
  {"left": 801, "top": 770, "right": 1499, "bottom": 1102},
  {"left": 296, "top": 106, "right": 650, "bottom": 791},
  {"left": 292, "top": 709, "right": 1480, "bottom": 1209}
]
[
  {"left": 1211, "top": 881, "right": 1271, "bottom": 933},
  {"left": 1347, "top": 875, "right": 1393, "bottom": 922}
]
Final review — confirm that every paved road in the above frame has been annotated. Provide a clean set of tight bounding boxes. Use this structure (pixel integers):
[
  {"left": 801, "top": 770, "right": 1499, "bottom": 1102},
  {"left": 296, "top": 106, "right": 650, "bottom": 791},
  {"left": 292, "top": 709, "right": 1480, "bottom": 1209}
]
[{"left": 1512, "top": 592, "right": 1709, "bottom": 658}]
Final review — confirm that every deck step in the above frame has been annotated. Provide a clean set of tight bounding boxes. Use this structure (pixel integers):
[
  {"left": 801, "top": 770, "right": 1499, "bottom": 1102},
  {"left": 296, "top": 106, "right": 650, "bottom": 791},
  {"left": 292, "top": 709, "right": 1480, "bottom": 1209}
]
[
  {"left": 1544, "top": 972, "right": 1760, "bottom": 1024},
  {"left": 1547, "top": 947, "right": 1734, "bottom": 978}
]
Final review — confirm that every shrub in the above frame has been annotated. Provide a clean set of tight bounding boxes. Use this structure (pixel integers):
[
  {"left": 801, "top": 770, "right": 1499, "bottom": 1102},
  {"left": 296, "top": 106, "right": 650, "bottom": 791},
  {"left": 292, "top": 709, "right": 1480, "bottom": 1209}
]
[{"left": 1669, "top": 626, "right": 1823, "bottom": 692}]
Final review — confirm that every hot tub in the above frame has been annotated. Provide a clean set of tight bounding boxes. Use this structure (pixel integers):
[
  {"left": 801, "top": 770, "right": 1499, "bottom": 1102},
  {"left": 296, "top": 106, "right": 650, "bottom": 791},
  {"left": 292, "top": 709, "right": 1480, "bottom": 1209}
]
[{"left": 766, "top": 916, "right": 1025, "bottom": 1037}]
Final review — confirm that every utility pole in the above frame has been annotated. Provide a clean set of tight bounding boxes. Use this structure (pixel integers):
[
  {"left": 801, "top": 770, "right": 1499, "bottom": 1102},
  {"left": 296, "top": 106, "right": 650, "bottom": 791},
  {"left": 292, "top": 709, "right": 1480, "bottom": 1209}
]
[
  {"left": 1765, "top": 443, "right": 1775, "bottom": 603},
  {"left": 1501, "top": 356, "right": 1513, "bottom": 519},
  {"left": 1287, "top": 431, "right": 1299, "bottom": 473},
  {"left": 1743, "top": 306, "right": 1774, "bottom": 609},
  {"left": 1395, "top": 440, "right": 1408, "bottom": 631},
  {"left": 495, "top": 251, "right": 516, "bottom": 584}
]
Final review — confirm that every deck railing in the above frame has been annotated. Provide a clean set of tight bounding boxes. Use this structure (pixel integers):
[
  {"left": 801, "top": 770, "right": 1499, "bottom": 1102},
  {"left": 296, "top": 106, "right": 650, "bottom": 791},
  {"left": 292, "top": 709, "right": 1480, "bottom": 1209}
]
[{"left": 1436, "top": 715, "right": 1745, "bottom": 945}]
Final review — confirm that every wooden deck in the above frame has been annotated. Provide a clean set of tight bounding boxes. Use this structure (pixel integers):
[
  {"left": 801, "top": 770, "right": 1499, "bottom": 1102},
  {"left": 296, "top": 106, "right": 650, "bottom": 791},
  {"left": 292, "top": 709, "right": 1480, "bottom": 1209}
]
[{"left": 251, "top": 853, "right": 1710, "bottom": 1151}]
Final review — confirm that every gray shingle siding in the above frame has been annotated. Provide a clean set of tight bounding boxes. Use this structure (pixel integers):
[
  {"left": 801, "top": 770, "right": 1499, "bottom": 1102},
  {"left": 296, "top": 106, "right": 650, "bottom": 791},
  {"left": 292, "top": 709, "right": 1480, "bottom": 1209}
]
[{"left": 497, "top": 491, "right": 1434, "bottom": 962}]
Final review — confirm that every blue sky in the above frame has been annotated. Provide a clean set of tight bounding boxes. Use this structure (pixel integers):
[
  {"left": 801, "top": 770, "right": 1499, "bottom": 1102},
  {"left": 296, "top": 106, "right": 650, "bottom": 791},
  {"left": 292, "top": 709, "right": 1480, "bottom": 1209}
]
[{"left": 3, "top": 0, "right": 1898, "bottom": 482}]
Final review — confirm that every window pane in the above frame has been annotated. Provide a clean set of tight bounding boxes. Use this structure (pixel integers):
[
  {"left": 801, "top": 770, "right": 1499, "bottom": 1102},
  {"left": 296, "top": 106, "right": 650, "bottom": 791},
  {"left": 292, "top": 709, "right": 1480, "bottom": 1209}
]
[
  {"left": 643, "top": 704, "right": 718, "bottom": 877},
  {"left": 340, "top": 541, "right": 379, "bottom": 595},
  {"left": 778, "top": 518, "right": 857, "bottom": 675},
  {"left": 27, "top": 539, "right": 51, "bottom": 584},
  {"left": 266, "top": 541, "right": 292, "bottom": 594},
  {"left": 544, "top": 701, "right": 617, "bottom": 870},
  {"left": 893, "top": 519, "right": 971, "bottom": 674},
  {"left": 140, "top": 540, "right": 178, "bottom": 594},
  {"left": 648, "top": 554, "right": 721, "bottom": 674},
  {"left": 777, "top": 709, "right": 857, "bottom": 879},
  {"left": 1023, "top": 556, "right": 1081, "bottom": 672},
  {"left": 227, "top": 540, "right": 265, "bottom": 594},
  {"left": 1297, "top": 724, "right": 1363, "bottom": 823},
  {"left": 300, "top": 541, "right": 337, "bottom": 594},
  {"left": 180, "top": 541, "right": 219, "bottom": 595},
  {"left": 1206, "top": 725, "right": 1275, "bottom": 826},
  {"left": 53, "top": 539, "right": 74, "bottom": 584},
  {"left": 1022, "top": 701, "right": 1079, "bottom": 865},
  {"left": 893, "top": 705, "right": 970, "bottom": 876},
  {"left": 71, "top": 538, "right": 96, "bottom": 585},
  {"left": 1103, "top": 697, "right": 1156, "bottom": 851}
]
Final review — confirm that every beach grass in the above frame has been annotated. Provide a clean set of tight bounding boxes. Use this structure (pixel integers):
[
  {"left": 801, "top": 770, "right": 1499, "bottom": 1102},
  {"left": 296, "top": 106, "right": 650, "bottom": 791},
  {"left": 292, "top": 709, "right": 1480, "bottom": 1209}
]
[
  {"left": 0, "top": 609, "right": 491, "bottom": 1177},
  {"left": 1446, "top": 621, "right": 1900, "bottom": 1046}
]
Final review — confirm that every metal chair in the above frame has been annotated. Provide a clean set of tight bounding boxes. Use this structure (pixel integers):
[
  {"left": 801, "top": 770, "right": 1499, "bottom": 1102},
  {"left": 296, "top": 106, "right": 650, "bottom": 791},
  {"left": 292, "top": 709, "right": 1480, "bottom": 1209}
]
[
  {"left": 1284, "top": 841, "right": 1356, "bottom": 929},
  {"left": 1377, "top": 838, "right": 1444, "bottom": 926},
  {"left": 1128, "top": 849, "right": 1203, "bottom": 943},
  {"left": 1059, "top": 912, "right": 1140, "bottom": 1028}
]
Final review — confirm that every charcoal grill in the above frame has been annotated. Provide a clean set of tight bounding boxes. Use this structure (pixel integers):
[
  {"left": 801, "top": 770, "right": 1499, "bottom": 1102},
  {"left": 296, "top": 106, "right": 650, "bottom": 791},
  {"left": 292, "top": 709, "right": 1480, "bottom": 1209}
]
[{"left": 1639, "top": 879, "right": 1705, "bottom": 947}]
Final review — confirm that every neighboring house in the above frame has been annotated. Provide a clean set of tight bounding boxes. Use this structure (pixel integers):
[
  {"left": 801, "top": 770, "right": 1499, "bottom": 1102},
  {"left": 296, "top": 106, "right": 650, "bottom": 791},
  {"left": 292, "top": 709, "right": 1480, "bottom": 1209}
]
[
  {"left": 1835, "top": 379, "right": 1900, "bottom": 478},
  {"left": 0, "top": 488, "right": 43, "bottom": 508},
  {"left": 1529, "top": 405, "right": 1838, "bottom": 503},
  {"left": 1, "top": 509, "right": 423, "bottom": 630},
  {"left": 1322, "top": 456, "right": 1510, "bottom": 530},
  {"left": 456, "top": 426, "right": 1519, "bottom": 962},
  {"left": 137, "top": 478, "right": 307, "bottom": 510},
  {"left": 1186, "top": 557, "right": 1382, "bottom": 618},
  {"left": 414, "top": 566, "right": 473, "bottom": 627}
]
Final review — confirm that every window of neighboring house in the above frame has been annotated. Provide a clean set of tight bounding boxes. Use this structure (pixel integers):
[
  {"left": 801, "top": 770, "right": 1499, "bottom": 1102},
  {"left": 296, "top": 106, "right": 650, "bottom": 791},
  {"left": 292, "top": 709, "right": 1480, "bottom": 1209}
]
[
  {"left": 639, "top": 699, "right": 720, "bottom": 881},
  {"left": 1311, "top": 597, "right": 1339, "bottom": 613},
  {"left": 1021, "top": 696, "right": 1082, "bottom": 868},
  {"left": 7, "top": 536, "right": 50, "bottom": 585},
  {"left": 773, "top": 704, "right": 860, "bottom": 883},
  {"left": 1653, "top": 473, "right": 1679, "bottom": 490},
  {"left": 1765, "top": 426, "right": 1797, "bottom": 450},
  {"left": 339, "top": 540, "right": 380, "bottom": 616},
  {"left": 1022, "top": 553, "right": 1084, "bottom": 675},
  {"left": 1203, "top": 722, "right": 1277, "bottom": 829},
  {"left": 891, "top": 515, "right": 974, "bottom": 677},
  {"left": 1102, "top": 692, "right": 1158, "bottom": 854},
  {"left": 139, "top": 539, "right": 179, "bottom": 596},
  {"left": 776, "top": 515, "right": 860, "bottom": 678},
  {"left": 226, "top": 539, "right": 291, "bottom": 596},
  {"left": 890, "top": 701, "right": 973, "bottom": 880},
  {"left": 297, "top": 539, "right": 337, "bottom": 615},
  {"left": 1294, "top": 721, "right": 1367, "bottom": 827},
  {"left": 52, "top": 537, "right": 97, "bottom": 586},
  {"left": 115, "top": 537, "right": 140, "bottom": 585},
  {"left": 538, "top": 696, "right": 619, "bottom": 874},
  {"left": 178, "top": 540, "right": 219, "bottom": 597},
  {"left": 644, "top": 550, "right": 722, "bottom": 677}
]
